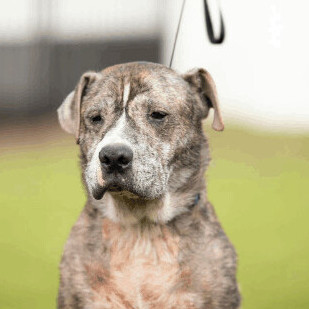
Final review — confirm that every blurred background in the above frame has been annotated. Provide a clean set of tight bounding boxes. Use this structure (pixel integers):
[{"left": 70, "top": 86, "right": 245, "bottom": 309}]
[{"left": 1, "top": 0, "right": 308, "bottom": 308}]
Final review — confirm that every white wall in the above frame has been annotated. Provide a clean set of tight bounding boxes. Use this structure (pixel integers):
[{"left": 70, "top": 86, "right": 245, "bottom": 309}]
[
  {"left": 0, "top": 0, "right": 160, "bottom": 42},
  {"left": 162, "top": 0, "right": 309, "bottom": 132}
]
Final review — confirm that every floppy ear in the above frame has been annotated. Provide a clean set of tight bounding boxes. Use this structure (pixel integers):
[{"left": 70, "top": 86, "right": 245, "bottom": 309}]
[
  {"left": 182, "top": 68, "right": 224, "bottom": 131},
  {"left": 57, "top": 71, "right": 100, "bottom": 142}
]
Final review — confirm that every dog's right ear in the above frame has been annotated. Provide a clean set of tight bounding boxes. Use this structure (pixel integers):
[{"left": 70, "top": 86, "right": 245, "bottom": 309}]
[{"left": 57, "top": 71, "right": 100, "bottom": 143}]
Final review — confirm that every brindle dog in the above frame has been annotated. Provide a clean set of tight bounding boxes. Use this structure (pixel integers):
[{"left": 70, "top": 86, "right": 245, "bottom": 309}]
[{"left": 57, "top": 62, "right": 240, "bottom": 309}]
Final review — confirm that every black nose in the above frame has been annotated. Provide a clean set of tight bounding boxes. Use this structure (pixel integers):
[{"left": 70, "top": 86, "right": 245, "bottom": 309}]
[{"left": 99, "top": 143, "right": 133, "bottom": 173}]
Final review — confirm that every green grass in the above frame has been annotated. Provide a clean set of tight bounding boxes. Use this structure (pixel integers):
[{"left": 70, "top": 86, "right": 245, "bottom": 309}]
[{"left": 1, "top": 126, "right": 308, "bottom": 308}]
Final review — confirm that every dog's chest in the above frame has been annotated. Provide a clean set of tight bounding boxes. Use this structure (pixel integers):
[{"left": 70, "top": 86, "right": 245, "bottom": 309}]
[{"left": 86, "top": 219, "right": 200, "bottom": 309}]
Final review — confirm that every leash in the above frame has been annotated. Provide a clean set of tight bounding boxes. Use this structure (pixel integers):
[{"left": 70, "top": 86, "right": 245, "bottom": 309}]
[
  {"left": 169, "top": 0, "right": 225, "bottom": 68},
  {"left": 169, "top": 0, "right": 186, "bottom": 68}
]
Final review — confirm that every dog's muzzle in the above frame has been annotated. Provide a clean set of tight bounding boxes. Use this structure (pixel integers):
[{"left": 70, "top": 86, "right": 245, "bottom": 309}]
[{"left": 92, "top": 143, "right": 134, "bottom": 200}]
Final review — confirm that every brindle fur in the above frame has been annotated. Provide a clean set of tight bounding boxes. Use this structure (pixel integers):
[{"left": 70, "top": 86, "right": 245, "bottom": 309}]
[{"left": 57, "top": 62, "right": 241, "bottom": 308}]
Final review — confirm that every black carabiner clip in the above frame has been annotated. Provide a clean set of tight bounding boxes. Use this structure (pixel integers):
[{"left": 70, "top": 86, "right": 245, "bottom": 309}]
[{"left": 204, "top": 0, "right": 225, "bottom": 44}]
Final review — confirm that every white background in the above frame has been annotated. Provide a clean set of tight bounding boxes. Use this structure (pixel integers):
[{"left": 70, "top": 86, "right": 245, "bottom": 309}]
[{"left": 162, "top": 0, "right": 309, "bottom": 132}]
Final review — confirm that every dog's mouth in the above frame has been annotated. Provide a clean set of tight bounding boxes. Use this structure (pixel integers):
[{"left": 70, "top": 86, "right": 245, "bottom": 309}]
[
  {"left": 92, "top": 168, "right": 128, "bottom": 199},
  {"left": 92, "top": 183, "right": 142, "bottom": 200},
  {"left": 92, "top": 172, "right": 137, "bottom": 200},
  {"left": 92, "top": 185, "right": 107, "bottom": 200},
  {"left": 91, "top": 165, "right": 166, "bottom": 201},
  {"left": 108, "top": 184, "right": 123, "bottom": 192},
  {"left": 92, "top": 181, "right": 123, "bottom": 200}
]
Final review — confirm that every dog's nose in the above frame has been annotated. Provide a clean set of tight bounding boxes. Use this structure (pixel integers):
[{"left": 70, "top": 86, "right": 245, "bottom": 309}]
[{"left": 99, "top": 144, "right": 133, "bottom": 173}]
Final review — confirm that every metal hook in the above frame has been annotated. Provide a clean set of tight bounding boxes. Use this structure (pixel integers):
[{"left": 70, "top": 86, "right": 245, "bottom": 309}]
[{"left": 204, "top": 0, "right": 225, "bottom": 44}]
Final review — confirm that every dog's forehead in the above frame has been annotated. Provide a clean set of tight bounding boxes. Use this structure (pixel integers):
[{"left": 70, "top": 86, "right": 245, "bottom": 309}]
[
  {"left": 100, "top": 62, "right": 187, "bottom": 99},
  {"left": 81, "top": 62, "right": 191, "bottom": 115}
]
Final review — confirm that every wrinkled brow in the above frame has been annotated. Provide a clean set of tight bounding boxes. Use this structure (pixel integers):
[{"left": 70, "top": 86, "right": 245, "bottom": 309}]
[{"left": 127, "top": 80, "right": 152, "bottom": 103}]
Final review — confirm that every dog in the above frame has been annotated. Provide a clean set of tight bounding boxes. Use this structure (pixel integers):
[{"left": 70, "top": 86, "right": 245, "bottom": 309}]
[{"left": 57, "top": 62, "right": 240, "bottom": 309}]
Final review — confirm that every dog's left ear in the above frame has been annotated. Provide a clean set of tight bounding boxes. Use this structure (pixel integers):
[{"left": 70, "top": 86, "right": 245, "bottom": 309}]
[
  {"left": 57, "top": 71, "right": 100, "bottom": 143},
  {"left": 182, "top": 68, "right": 224, "bottom": 131}
]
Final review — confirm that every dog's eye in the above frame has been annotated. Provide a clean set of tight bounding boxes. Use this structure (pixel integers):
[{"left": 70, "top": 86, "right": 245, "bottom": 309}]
[
  {"left": 91, "top": 115, "right": 102, "bottom": 123},
  {"left": 150, "top": 111, "right": 167, "bottom": 120}
]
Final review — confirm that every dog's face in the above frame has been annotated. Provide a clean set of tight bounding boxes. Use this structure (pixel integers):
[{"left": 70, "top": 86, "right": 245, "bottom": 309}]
[{"left": 58, "top": 62, "right": 223, "bottom": 206}]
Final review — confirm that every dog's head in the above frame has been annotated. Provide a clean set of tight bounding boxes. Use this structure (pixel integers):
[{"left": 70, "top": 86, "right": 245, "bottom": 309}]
[{"left": 58, "top": 62, "right": 223, "bottom": 219}]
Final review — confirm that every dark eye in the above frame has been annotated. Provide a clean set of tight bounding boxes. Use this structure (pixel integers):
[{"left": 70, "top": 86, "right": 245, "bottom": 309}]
[
  {"left": 91, "top": 115, "right": 102, "bottom": 123},
  {"left": 150, "top": 111, "right": 167, "bottom": 120}
]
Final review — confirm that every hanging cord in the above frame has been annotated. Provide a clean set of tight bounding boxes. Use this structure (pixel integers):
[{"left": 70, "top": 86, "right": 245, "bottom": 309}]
[{"left": 169, "top": 0, "right": 186, "bottom": 68}]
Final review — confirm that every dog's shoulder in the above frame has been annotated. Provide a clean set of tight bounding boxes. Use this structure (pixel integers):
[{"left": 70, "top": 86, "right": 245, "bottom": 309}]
[
  {"left": 171, "top": 202, "right": 241, "bottom": 308},
  {"left": 58, "top": 205, "right": 95, "bottom": 308}
]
